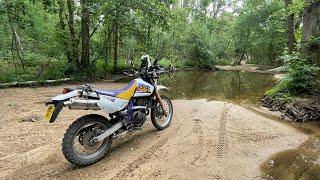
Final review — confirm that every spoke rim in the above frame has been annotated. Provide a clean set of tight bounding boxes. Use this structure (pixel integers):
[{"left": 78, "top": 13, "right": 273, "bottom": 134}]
[
  {"left": 72, "top": 122, "right": 108, "bottom": 159},
  {"left": 155, "top": 98, "right": 172, "bottom": 127}
]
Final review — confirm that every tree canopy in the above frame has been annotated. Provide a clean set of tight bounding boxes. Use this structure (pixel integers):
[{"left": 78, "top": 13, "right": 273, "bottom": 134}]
[{"left": 0, "top": 0, "right": 319, "bottom": 83}]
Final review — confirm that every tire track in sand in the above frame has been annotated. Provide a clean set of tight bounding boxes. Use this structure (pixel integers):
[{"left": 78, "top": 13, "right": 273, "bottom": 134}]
[
  {"left": 111, "top": 124, "right": 182, "bottom": 180},
  {"left": 190, "top": 118, "right": 204, "bottom": 165},
  {"left": 216, "top": 103, "right": 232, "bottom": 159}
]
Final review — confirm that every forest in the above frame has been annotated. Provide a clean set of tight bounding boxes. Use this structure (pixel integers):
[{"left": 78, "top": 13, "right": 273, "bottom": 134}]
[{"left": 0, "top": 0, "right": 319, "bottom": 92}]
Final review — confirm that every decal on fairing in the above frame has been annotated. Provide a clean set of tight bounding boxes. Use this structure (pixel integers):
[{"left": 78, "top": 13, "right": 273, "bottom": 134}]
[
  {"left": 133, "top": 79, "right": 154, "bottom": 97},
  {"left": 116, "top": 81, "right": 137, "bottom": 100},
  {"left": 136, "top": 84, "right": 151, "bottom": 93}
]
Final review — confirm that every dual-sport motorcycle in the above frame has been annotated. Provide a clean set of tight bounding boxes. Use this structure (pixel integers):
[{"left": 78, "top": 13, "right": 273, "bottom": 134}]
[{"left": 44, "top": 55, "right": 173, "bottom": 166}]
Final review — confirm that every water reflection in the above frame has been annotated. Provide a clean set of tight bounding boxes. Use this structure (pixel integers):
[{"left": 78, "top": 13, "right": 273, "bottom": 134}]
[
  {"left": 159, "top": 71, "right": 276, "bottom": 105},
  {"left": 115, "top": 70, "right": 276, "bottom": 105}
]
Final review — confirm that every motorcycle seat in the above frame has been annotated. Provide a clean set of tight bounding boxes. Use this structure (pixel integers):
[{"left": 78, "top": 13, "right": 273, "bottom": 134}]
[
  {"left": 95, "top": 80, "right": 137, "bottom": 100},
  {"left": 95, "top": 89, "right": 121, "bottom": 97}
]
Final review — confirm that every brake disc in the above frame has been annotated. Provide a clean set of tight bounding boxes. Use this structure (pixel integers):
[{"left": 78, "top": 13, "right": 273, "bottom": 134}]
[{"left": 81, "top": 130, "right": 102, "bottom": 150}]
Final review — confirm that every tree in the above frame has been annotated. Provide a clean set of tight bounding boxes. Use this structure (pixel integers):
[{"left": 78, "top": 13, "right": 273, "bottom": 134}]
[
  {"left": 67, "top": 0, "right": 78, "bottom": 64},
  {"left": 301, "top": 0, "right": 320, "bottom": 65},
  {"left": 284, "top": 0, "right": 296, "bottom": 53},
  {"left": 58, "top": 0, "right": 71, "bottom": 62},
  {"left": 4, "top": 0, "right": 26, "bottom": 71},
  {"left": 113, "top": 19, "right": 119, "bottom": 73},
  {"left": 80, "top": 0, "right": 90, "bottom": 67},
  {"left": 233, "top": 0, "right": 285, "bottom": 65},
  {"left": 185, "top": 21, "right": 214, "bottom": 68}
]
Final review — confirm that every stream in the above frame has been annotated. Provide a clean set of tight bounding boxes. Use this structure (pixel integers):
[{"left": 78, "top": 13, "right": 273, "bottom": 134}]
[{"left": 118, "top": 70, "right": 276, "bottom": 105}]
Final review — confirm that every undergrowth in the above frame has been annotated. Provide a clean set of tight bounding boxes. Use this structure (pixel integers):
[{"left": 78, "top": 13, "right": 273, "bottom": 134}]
[{"left": 266, "top": 51, "right": 315, "bottom": 98}]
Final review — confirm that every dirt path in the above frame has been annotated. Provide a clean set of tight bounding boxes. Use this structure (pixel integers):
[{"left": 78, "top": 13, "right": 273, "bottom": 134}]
[{"left": 0, "top": 83, "right": 307, "bottom": 179}]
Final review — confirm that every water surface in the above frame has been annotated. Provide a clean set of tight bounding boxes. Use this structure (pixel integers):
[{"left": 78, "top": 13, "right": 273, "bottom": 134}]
[{"left": 118, "top": 70, "right": 276, "bottom": 105}]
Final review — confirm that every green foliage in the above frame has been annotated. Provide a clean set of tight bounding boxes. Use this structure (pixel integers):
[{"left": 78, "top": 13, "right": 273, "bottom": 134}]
[
  {"left": 0, "top": 0, "right": 318, "bottom": 84},
  {"left": 0, "top": 59, "right": 68, "bottom": 83},
  {"left": 308, "top": 36, "right": 320, "bottom": 48},
  {"left": 185, "top": 21, "right": 214, "bottom": 68},
  {"left": 267, "top": 52, "right": 314, "bottom": 96},
  {"left": 233, "top": 0, "right": 285, "bottom": 65}
]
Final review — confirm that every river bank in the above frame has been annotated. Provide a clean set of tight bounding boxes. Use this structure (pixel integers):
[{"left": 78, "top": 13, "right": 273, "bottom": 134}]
[{"left": 0, "top": 64, "right": 283, "bottom": 89}]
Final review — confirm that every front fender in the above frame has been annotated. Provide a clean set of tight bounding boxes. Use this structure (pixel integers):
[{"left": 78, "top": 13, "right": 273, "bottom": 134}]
[{"left": 157, "top": 85, "right": 168, "bottom": 91}]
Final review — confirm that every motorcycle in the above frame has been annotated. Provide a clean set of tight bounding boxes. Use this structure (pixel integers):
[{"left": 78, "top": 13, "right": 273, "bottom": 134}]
[{"left": 44, "top": 55, "right": 173, "bottom": 166}]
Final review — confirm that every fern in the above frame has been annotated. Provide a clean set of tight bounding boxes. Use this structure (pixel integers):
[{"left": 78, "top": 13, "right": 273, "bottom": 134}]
[{"left": 267, "top": 52, "right": 314, "bottom": 97}]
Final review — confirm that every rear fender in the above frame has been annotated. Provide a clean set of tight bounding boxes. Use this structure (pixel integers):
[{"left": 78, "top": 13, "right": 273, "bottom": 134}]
[
  {"left": 46, "top": 90, "right": 100, "bottom": 123},
  {"left": 45, "top": 90, "right": 80, "bottom": 123},
  {"left": 51, "top": 90, "right": 81, "bottom": 101}
]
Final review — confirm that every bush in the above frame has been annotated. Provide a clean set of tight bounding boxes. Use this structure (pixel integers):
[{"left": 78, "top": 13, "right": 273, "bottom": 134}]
[{"left": 266, "top": 52, "right": 314, "bottom": 96}]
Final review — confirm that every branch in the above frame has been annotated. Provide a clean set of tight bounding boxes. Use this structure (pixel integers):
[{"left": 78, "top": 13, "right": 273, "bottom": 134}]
[
  {"left": 89, "top": 0, "right": 129, "bottom": 39},
  {"left": 89, "top": 16, "right": 105, "bottom": 39}
]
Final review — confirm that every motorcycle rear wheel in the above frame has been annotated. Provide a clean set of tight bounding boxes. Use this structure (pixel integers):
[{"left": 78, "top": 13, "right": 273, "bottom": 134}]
[{"left": 62, "top": 114, "right": 112, "bottom": 166}]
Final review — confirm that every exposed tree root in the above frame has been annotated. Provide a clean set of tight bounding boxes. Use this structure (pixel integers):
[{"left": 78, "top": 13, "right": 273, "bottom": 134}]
[{"left": 262, "top": 94, "right": 320, "bottom": 122}]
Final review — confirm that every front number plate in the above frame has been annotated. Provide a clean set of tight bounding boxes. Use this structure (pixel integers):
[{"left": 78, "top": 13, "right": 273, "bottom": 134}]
[{"left": 44, "top": 105, "right": 55, "bottom": 122}]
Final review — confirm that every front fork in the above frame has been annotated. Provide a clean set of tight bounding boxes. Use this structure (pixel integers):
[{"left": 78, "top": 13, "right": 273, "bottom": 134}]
[
  {"left": 152, "top": 79, "right": 168, "bottom": 117},
  {"left": 154, "top": 89, "right": 168, "bottom": 117}
]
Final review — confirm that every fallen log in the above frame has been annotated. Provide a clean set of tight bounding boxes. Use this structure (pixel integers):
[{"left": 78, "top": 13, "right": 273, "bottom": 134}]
[{"left": 0, "top": 78, "right": 71, "bottom": 88}]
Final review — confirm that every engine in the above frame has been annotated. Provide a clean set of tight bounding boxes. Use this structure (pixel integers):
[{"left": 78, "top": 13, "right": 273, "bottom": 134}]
[
  {"left": 120, "top": 98, "right": 149, "bottom": 129},
  {"left": 132, "top": 98, "right": 148, "bottom": 127},
  {"left": 132, "top": 111, "right": 147, "bottom": 127}
]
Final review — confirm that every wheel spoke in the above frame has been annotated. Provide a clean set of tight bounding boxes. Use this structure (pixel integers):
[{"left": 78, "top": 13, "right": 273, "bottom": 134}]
[
  {"left": 155, "top": 98, "right": 172, "bottom": 127},
  {"left": 72, "top": 122, "right": 107, "bottom": 158}
]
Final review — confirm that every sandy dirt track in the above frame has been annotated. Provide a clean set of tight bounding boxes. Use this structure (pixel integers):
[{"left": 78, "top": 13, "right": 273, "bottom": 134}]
[{"left": 0, "top": 83, "right": 307, "bottom": 179}]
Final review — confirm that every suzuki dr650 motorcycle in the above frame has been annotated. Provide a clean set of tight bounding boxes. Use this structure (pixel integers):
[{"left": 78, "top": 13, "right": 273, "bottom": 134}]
[{"left": 44, "top": 55, "right": 173, "bottom": 166}]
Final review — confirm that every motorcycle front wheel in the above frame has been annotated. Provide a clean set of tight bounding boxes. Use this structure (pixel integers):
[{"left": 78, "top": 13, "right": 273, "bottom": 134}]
[
  {"left": 151, "top": 95, "right": 173, "bottom": 130},
  {"left": 62, "top": 114, "right": 112, "bottom": 166}
]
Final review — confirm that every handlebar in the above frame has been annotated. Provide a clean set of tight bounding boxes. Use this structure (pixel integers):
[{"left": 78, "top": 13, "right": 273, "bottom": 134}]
[{"left": 124, "top": 56, "right": 164, "bottom": 80}]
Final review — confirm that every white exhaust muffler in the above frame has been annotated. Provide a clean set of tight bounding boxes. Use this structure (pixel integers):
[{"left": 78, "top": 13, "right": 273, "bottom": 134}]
[{"left": 64, "top": 99, "right": 100, "bottom": 110}]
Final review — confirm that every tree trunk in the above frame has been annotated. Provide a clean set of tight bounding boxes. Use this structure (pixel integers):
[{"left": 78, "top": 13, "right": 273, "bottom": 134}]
[
  {"left": 67, "top": 0, "right": 78, "bottom": 64},
  {"left": 104, "top": 26, "right": 113, "bottom": 77},
  {"left": 301, "top": 0, "right": 320, "bottom": 66},
  {"left": 11, "top": 36, "right": 18, "bottom": 77},
  {"left": 284, "top": 0, "right": 296, "bottom": 53},
  {"left": 183, "top": 0, "right": 189, "bottom": 8},
  {"left": 8, "top": 18, "right": 25, "bottom": 71},
  {"left": 268, "top": 41, "right": 275, "bottom": 64},
  {"left": 113, "top": 22, "right": 119, "bottom": 73},
  {"left": 58, "top": 0, "right": 66, "bottom": 31},
  {"left": 212, "top": 0, "right": 224, "bottom": 20},
  {"left": 5, "top": 2, "right": 24, "bottom": 72},
  {"left": 58, "top": 0, "right": 71, "bottom": 62},
  {"left": 147, "top": 25, "right": 152, "bottom": 53},
  {"left": 80, "top": 0, "right": 90, "bottom": 67},
  {"left": 237, "top": 51, "right": 245, "bottom": 65}
]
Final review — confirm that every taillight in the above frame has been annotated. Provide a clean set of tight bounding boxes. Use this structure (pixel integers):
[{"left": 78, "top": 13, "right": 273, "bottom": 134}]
[{"left": 61, "top": 88, "right": 71, "bottom": 94}]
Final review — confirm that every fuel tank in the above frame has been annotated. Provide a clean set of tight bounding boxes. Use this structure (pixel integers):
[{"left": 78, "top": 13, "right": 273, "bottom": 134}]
[{"left": 133, "top": 78, "right": 154, "bottom": 97}]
